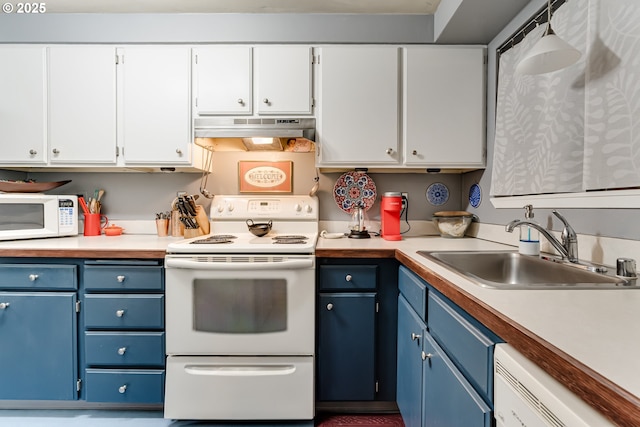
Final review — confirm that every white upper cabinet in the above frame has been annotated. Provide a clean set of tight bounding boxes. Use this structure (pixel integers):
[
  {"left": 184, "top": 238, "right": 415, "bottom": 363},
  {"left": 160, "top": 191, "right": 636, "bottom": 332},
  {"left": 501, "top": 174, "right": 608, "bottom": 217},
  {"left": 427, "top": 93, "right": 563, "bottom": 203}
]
[
  {"left": 0, "top": 46, "right": 47, "bottom": 165},
  {"left": 193, "top": 46, "right": 252, "bottom": 115},
  {"left": 119, "top": 46, "right": 193, "bottom": 165},
  {"left": 255, "top": 46, "right": 313, "bottom": 115},
  {"left": 403, "top": 46, "right": 486, "bottom": 168},
  {"left": 317, "top": 46, "right": 400, "bottom": 166},
  {"left": 48, "top": 46, "right": 117, "bottom": 165},
  {"left": 193, "top": 45, "right": 313, "bottom": 116}
]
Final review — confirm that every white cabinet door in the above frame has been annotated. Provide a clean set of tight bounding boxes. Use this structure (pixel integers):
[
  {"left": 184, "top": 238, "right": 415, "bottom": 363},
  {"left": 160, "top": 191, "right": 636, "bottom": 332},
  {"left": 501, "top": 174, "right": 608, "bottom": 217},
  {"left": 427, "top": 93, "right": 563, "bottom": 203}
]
[
  {"left": 317, "top": 46, "right": 400, "bottom": 166},
  {"left": 403, "top": 46, "right": 485, "bottom": 168},
  {"left": 48, "top": 46, "right": 117, "bottom": 164},
  {"left": 255, "top": 46, "right": 312, "bottom": 115},
  {"left": 193, "top": 46, "right": 252, "bottom": 115},
  {"left": 0, "top": 46, "right": 47, "bottom": 165},
  {"left": 120, "top": 46, "right": 192, "bottom": 164}
]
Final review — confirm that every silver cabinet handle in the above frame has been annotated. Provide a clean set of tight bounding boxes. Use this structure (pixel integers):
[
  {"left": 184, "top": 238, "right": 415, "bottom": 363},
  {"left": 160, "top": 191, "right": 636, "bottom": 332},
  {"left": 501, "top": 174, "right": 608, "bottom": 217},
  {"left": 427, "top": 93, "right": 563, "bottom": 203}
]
[
  {"left": 411, "top": 333, "right": 421, "bottom": 341},
  {"left": 118, "top": 385, "right": 127, "bottom": 394},
  {"left": 116, "top": 275, "right": 125, "bottom": 283},
  {"left": 263, "top": 98, "right": 270, "bottom": 104},
  {"left": 326, "top": 303, "right": 333, "bottom": 311},
  {"left": 237, "top": 98, "right": 244, "bottom": 105},
  {"left": 29, "top": 149, "right": 37, "bottom": 155},
  {"left": 422, "top": 351, "right": 433, "bottom": 360},
  {"left": 345, "top": 274, "right": 352, "bottom": 282},
  {"left": 52, "top": 148, "right": 60, "bottom": 155},
  {"left": 116, "top": 309, "right": 125, "bottom": 318},
  {"left": 117, "top": 347, "right": 127, "bottom": 355},
  {"left": 412, "top": 150, "right": 418, "bottom": 155},
  {"left": 386, "top": 148, "right": 393, "bottom": 155},
  {"left": 29, "top": 274, "right": 39, "bottom": 281},
  {"left": 176, "top": 148, "right": 183, "bottom": 155},
  {"left": 0, "top": 302, "right": 10, "bottom": 309}
]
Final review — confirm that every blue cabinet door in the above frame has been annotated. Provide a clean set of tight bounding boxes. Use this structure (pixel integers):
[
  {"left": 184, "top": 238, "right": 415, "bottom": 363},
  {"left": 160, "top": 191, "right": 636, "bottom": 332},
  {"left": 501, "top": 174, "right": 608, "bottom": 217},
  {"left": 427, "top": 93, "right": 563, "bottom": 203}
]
[
  {"left": 317, "top": 292, "right": 376, "bottom": 401},
  {"left": 422, "top": 332, "right": 492, "bottom": 427},
  {"left": 397, "top": 295, "right": 426, "bottom": 427},
  {"left": 0, "top": 292, "right": 77, "bottom": 400}
]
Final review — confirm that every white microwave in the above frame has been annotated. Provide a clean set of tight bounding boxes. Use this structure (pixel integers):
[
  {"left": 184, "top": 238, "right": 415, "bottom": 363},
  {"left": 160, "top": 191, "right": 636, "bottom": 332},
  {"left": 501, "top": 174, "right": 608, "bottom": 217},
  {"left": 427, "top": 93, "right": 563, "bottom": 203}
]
[{"left": 0, "top": 194, "right": 78, "bottom": 241}]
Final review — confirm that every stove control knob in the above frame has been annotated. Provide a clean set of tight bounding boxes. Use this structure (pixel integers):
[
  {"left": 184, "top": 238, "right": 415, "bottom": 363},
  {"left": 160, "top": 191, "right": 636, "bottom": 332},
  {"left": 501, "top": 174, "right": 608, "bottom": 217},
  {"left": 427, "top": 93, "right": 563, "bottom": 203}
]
[
  {"left": 227, "top": 204, "right": 234, "bottom": 212},
  {"left": 294, "top": 203, "right": 302, "bottom": 212},
  {"left": 216, "top": 204, "right": 224, "bottom": 213},
  {"left": 304, "top": 204, "right": 313, "bottom": 213}
]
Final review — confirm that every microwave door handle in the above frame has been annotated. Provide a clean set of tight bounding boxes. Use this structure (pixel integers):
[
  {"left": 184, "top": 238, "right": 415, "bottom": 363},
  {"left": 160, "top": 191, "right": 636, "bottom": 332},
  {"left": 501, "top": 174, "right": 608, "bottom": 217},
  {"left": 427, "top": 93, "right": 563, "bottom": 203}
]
[{"left": 165, "top": 257, "right": 313, "bottom": 270}]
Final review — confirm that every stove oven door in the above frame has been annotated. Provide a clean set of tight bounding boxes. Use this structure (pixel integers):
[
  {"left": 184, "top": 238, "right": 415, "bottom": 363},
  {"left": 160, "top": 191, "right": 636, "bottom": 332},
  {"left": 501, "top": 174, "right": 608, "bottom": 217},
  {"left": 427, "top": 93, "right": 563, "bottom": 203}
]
[{"left": 164, "top": 254, "right": 315, "bottom": 355}]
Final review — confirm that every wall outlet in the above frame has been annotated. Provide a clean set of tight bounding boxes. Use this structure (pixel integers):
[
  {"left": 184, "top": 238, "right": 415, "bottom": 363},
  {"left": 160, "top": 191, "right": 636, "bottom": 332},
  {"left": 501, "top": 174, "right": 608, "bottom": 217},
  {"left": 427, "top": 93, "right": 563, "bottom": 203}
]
[{"left": 401, "top": 192, "right": 408, "bottom": 209}]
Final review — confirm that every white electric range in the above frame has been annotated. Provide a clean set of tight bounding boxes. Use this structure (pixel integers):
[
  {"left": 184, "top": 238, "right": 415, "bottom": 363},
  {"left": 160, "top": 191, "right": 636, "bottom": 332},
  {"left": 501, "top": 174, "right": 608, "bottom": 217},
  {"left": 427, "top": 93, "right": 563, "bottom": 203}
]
[{"left": 164, "top": 195, "right": 318, "bottom": 421}]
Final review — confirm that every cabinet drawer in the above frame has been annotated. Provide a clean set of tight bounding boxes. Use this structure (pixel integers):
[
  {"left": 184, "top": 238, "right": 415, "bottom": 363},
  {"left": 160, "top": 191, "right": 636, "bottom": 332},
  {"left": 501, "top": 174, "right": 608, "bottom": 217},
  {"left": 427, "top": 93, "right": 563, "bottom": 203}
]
[
  {"left": 0, "top": 264, "right": 77, "bottom": 290},
  {"left": 427, "top": 292, "right": 498, "bottom": 402},
  {"left": 85, "top": 331, "right": 165, "bottom": 367},
  {"left": 84, "top": 368, "right": 164, "bottom": 403},
  {"left": 84, "top": 294, "right": 164, "bottom": 330},
  {"left": 319, "top": 265, "right": 378, "bottom": 291},
  {"left": 398, "top": 266, "right": 427, "bottom": 321},
  {"left": 84, "top": 265, "right": 163, "bottom": 291}
]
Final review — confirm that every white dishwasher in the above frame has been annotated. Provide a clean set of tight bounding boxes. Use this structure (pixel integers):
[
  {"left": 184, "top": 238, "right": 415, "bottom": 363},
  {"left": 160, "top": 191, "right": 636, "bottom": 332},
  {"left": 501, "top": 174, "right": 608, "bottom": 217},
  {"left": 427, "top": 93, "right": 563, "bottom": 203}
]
[{"left": 493, "top": 344, "right": 614, "bottom": 427}]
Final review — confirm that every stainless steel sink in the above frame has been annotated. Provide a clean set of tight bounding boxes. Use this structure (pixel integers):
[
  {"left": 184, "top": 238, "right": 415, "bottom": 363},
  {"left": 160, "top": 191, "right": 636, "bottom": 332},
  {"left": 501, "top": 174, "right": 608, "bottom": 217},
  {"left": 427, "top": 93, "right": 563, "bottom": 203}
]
[{"left": 417, "top": 250, "right": 638, "bottom": 289}]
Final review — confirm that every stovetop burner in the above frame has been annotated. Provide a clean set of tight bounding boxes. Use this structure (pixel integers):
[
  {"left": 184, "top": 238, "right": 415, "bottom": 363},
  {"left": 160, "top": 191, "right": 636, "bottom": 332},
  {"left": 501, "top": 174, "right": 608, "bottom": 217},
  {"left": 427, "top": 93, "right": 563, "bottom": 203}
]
[
  {"left": 272, "top": 235, "right": 308, "bottom": 240},
  {"left": 190, "top": 235, "right": 237, "bottom": 244},
  {"left": 273, "top": 239, "right": 308, "bottom": 244}
]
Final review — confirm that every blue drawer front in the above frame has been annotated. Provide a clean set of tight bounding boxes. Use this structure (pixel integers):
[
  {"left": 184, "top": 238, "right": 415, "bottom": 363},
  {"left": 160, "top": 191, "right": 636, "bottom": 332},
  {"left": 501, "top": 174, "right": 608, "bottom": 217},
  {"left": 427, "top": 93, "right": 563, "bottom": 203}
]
[
  {"left": 398, "top": 266, "right": 427, "bottom": 321},
  {"left": 85, "top": 332, "right": 165, "bottom": 367},
  {"left": 319, "top": 265, "right": 378, "bottom": 291},
  {"left": 0, "top": 264, "right": 77, "bottom": 290},
  {"left": 85, "top": 369, "right": 164, "bottom": 403},
  {"left": 84, "top": 294, "right": 164, "bottom": 330},
  {"left": 427, "top": 292, "right": 497, "bottom": 402},
  {"left": 84, "top": 266, "right": 163, "bottom": 291}
]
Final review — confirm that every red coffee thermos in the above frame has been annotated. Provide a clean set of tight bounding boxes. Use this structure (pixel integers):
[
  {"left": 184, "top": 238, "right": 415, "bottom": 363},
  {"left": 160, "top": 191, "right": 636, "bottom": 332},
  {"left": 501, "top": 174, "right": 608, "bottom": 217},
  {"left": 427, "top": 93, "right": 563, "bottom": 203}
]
[{"left": 381, "top": 192, "right": 403, "bottom": 241}]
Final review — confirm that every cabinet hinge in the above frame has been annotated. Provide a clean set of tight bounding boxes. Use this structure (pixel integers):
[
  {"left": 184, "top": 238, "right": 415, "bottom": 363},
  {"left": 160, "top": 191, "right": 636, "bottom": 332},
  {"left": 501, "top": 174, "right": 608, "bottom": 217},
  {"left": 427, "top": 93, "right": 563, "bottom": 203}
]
[
  {"left": 376, "top": 302, "right": 379, "bottom": 313},
  {"left": 116, "top": 146, "right": 120, "bottom": 157},
  {"left": 311, "top": 97, "right": 315, "bottom": 108},
  {"left": 195, "top": 97, "right": 198, "bottom": 108},
  {"left": 76, "top": 379, "right": 82, "bottom": 392},
  {"left": 75, "top": 300, "right": 81, "bottom": 313},
  {"left": 313, "top": 54, "right": 320, "bottom": 65},
  {"left": 375, "top": 381, "right": 379, "bottom": 393},
  {"left": 194, "top": 54, "right": 198, "bottom": 65}
]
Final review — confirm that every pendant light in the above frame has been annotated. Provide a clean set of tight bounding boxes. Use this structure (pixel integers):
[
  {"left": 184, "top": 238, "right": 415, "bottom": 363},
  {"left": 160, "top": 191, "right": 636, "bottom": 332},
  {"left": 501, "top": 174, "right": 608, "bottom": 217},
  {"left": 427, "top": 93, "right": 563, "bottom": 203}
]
[{"left": 515, "top": 0, "right": 581, "bottom": 75}]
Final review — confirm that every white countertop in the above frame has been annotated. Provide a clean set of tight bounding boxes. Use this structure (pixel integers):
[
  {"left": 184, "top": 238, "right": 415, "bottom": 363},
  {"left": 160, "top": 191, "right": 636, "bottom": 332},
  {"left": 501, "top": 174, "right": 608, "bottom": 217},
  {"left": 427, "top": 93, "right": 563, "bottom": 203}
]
[
  {"left": 0, "top": 234, "right": 179, "bottom": 252},
  {"left": 318, "top": 234, "right": 640, "bottom": 402}
]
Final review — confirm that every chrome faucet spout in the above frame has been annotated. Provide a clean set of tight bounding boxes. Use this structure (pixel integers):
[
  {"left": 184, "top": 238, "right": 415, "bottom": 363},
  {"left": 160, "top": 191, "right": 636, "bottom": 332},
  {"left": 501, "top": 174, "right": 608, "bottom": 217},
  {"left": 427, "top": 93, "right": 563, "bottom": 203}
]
[{"left": 505, "top": 219, "right": 577, "bottom": 262}]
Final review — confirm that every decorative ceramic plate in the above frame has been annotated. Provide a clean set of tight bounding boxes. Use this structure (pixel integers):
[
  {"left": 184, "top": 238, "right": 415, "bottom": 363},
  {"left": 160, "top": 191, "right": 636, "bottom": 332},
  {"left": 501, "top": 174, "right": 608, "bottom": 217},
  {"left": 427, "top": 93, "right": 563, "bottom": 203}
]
[
  {"left": 333, "top": 171, "right": 377, "bottom": 213},
  {"left": 426, "top": 182, "right": 449, "bottom": 206},
  {"left": 0, "top": 179, "right": 71, "bottom": 193},
  {"left": 469, "top": 183, "right": 482, "bottom": 208}
]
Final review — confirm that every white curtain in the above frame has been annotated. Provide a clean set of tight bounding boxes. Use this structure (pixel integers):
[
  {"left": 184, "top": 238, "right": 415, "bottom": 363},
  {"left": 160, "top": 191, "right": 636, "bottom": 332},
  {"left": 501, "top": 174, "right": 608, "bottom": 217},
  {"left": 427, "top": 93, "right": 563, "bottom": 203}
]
[{"left": 491, "top": 0, "right": 640, "bottom": 196}]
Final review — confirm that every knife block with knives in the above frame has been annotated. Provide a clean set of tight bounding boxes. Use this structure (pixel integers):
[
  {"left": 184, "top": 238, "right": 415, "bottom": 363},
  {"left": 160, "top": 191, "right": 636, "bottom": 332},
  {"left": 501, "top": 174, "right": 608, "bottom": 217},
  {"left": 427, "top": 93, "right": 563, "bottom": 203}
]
[{"left": 173, "top": 195, "right": 211, "bottom": 239}]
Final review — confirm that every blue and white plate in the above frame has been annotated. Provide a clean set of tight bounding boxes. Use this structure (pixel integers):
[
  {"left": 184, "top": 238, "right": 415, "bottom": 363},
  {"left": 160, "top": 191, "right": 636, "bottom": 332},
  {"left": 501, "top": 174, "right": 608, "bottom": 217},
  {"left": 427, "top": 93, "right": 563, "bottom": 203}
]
[
  {"left": 426, "top": 182, "right": 449, "bottom": 206},
  {"left": 469, "top": 183, "right": 482, "bottom": 208}
]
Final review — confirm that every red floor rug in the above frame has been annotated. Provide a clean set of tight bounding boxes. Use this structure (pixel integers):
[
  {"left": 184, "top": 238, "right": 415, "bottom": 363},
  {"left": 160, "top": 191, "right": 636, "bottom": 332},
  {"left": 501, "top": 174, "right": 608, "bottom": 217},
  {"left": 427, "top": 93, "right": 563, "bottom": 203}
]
[{"left": 315, "top": 413, "right": 404, "bottom": 426}]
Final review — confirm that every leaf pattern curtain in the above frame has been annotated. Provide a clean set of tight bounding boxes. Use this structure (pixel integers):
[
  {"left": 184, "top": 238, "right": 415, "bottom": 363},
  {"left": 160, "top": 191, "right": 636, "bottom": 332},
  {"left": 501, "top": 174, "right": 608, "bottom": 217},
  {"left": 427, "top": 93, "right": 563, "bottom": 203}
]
[{"left": 491, "top": 0, "right": 640, "bottom": 196}]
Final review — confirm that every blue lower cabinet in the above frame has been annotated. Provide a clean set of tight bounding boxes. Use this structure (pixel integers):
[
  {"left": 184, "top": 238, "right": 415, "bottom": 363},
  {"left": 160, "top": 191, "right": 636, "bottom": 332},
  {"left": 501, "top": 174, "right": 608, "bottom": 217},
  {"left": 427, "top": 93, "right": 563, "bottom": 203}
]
[
  {"left": 0, "top": 292, "right": 78, "bottom": 400},
  {"left": 317, "top": 292, "right": 376, "bottom": 401},
  {"left": 85, "top": 332, "right": 165, "bottom": 367},
  {"left": 422, "top": 333, "right": 492, "bottom": 427},
  {"left": 396, "top": 296, "right": 426, "bottom": 427},
  {"left": 84, "top": 369, "right": 164, "bottom": 403}
]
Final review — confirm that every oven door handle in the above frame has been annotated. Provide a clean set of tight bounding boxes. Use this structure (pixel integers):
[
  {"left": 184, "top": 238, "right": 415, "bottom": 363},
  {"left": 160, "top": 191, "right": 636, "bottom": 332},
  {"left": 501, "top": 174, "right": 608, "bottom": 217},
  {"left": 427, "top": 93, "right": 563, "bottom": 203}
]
[
  {"left": 185, "top": 364, "right": 296, "bottom": 376},
  {"left": 165, "top": 257, "right": 314, "bottom": 270}
]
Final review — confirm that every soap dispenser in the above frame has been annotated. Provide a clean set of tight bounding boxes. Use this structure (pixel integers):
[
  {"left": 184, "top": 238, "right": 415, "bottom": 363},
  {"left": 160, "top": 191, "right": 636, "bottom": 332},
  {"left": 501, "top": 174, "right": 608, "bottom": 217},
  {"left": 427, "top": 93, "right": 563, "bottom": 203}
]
[{"left": 519, "top": 205, "right": 540, "bottom": 256}]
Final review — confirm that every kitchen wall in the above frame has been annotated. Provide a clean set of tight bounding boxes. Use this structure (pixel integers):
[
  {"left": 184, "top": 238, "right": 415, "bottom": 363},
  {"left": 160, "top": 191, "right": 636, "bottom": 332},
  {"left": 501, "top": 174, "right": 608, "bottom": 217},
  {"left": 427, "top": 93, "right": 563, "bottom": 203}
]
[
  {"left": 462, "top": 0, "right": 640, "bottom": 241},
  {"left": 2, "top": 4, "right": 637, "bottom": 240}
]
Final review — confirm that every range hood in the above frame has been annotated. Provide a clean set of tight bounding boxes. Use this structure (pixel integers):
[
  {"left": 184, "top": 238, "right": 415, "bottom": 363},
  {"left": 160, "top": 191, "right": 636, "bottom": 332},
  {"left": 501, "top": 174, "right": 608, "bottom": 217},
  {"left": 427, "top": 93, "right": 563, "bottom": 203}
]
[{"left": 195, "top": 117, "right": 315, "bottom": 150}]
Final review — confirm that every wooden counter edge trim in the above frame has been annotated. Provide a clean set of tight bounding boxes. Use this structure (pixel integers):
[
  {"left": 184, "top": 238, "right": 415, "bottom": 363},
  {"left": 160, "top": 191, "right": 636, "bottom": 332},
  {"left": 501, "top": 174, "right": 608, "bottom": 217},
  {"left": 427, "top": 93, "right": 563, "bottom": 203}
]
[
  {"left": 0, "top": 249, "right": 165, "bottom": 259},
  {"left": 315, "top": 248, "right": 396, "bottom": 258},
  {"left": 396, "top": 251, "right": 640, "bottom": 427}
]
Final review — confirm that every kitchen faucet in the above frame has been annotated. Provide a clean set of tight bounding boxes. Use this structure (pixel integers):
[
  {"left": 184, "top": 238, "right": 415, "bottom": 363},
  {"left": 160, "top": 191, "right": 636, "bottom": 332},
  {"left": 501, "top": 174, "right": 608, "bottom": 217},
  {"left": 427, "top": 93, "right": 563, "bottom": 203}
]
[{"left": 506, "top": 210, "right": 578, "bottom": 263}]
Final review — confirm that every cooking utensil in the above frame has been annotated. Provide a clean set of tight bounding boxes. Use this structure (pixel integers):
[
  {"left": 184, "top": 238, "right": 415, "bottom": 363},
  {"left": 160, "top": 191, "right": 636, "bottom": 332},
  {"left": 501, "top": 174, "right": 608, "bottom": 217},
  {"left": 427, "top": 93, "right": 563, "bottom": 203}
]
[
  {"left": 309, "top": 169, "right": 320, "bottom": 197},
  {"left": 199, "top": 149, "right": 214, "bottom": 199},
  {"left": 246, "top": 219, "right": 272, "bottom": 237}
]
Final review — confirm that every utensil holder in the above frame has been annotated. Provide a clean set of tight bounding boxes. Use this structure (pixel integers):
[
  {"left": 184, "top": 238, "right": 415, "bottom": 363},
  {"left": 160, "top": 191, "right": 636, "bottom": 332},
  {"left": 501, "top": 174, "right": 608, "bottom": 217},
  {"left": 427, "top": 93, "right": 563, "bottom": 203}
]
[
  {"left": 170, "top": 210, "right": 184, "bottom": 237},
  {"left": 155, "top": 219, "right": 169, "bottom": 237}
]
